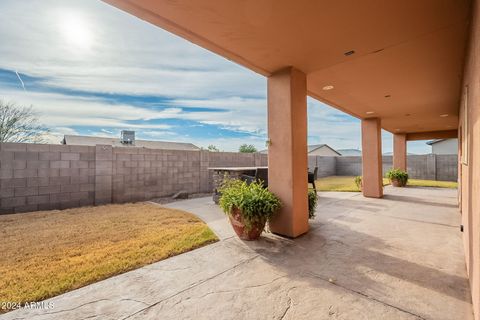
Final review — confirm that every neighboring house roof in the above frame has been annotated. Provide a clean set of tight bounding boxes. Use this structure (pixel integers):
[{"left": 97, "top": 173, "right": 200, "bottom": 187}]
[
  {"left": 62, "top": 135, "right": 200, "bottom": 151},
  {"left": 337, "top": 148, "right": 362, "bottom": 156},
  {"left": 259, "top": 144, "right": 341, "bottom": 155},
  {"left": 307, "top": 144, "right": 325, "bottom": 152},
  {"left": 426, "top": 139, "right": 446, "bottom": 145},
  {"left": 307, "top": 144, "right": 341, "bottom": 155}
]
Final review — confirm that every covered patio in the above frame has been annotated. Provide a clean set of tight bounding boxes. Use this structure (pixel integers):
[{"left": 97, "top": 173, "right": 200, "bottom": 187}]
[
  {"left": 45, "top": 0, "right": 479, "bottom": 318},
  {"left": 101, "top": 0, "right": 470, "bottom": 237},
  {"left": 2, "top": 186, "right": 472, "bottom": 320}
]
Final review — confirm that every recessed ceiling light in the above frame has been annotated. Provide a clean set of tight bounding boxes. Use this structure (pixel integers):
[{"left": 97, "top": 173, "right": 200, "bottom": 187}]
[
  {"left": 440, "top": 114, "right": 449, "bottom": 117},
  {"left": 344, "top": 50, "right": 355, "bottom": 56},
  {"left": 395, "top": 129, "right": 401, "bottom": 131},
  {"left": 322, "top": 85, "right": 334, "bottom": 91},
  {"left": 366, "top": 111, "right": 375, "bottom": 115},
  {"left": 446, "top": 125, "right": 452, "bottom": 128}
]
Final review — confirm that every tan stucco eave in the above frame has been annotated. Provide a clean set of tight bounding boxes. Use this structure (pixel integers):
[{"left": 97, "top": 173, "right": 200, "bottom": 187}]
[{"left": 406, "top": 130, "right": 458, "bottom": 141}]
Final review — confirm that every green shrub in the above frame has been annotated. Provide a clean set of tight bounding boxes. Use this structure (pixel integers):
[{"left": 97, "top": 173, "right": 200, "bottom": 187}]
[
  {"left": 354, "top": 176, "right": 362, "bottom": 189},
  {"left": 218, "top": 179, "right": 281, "bottom": 231},
  {"left": 308, "top": 190, "right": 318, "bottom": 219},
  {"left": 239, "top": 144, "right": 257, "bottom": 153},
  {"left": 385, "top": 168, "right": 408, "bottom": 185}
]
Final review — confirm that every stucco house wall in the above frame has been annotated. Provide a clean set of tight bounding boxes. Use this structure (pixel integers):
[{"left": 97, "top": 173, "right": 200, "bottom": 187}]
[{"left": 459, "top": 2, "right": 480, "bottom": 318}]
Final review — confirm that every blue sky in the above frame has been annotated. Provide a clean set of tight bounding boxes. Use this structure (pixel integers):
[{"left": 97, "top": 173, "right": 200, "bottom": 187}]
[{"left": 0, "top": 0, "right": 430, "bottom": 153}]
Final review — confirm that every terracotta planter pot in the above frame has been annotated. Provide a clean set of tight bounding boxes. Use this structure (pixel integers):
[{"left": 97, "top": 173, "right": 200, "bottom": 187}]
[
  {"left": 390, "top": 178, "right": 406, "bottom": 187},
  {"left": 228, "top": 208, "right": 266, "bottom": 240}
]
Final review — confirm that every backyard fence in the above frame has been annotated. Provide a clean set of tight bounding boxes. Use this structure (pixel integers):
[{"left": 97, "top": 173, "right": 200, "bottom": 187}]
[
  {"left": 335, "top": 154, "right": 458, "bottom": 181},
  {"left": 0, "top": 142, "right": 457, "bottom": 214}
]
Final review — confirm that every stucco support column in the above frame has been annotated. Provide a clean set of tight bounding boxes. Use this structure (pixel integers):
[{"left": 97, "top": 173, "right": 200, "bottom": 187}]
[
  {"left": 361, "top": 118, "right": 383, "bottom": 198},
  {"left": 393, "top": 133, "right": 407, "bottom": 171},
  {"left": 267, "top": 67, "right": 309, "bottom": 238}
]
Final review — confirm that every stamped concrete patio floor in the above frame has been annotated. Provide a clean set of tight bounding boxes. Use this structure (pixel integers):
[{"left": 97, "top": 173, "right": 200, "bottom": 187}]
[{"left": 2, "top": 186, "right": 472, "bottom": 320}]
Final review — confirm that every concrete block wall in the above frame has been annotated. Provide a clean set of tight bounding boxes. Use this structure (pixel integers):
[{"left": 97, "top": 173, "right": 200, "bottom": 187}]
[
  {"left": 382, "top": 156, "right": 393, "bottom": 176},
  {"left": 254, "top": 153, "right": 268, "bottom": 167},
  {"left": 334, "top": 154, "right": 457, "bottom": 181},
  {"left": 336, "top": 156, "right": 362, "bottom": 176},
  {"left": 209, "top": 151, "right": 256, "bottom": 167},
  {"left": 111, "top": 148, "right": 201, "bottom": 203},
  {"left": 0, "top": 144, "right": 271, "bottom": 213},
  {"left": 406, "top": 155, "right": 436, "bottom": 180},
  {"left": 435, "top": 154, "right": 458, "bottom": 181},
  {"left": 95, "top": 145, "right": 113, "bottom": 205},
  {"left": 199, "top": 151, "right": 211, "bottom": 193},
  {"left": 206, "top": 152, "right": 256, "bottom": 192},
  {"left": 0, "top": 143, "right": 95, "bottom": 214},
  {"left": 0, "top": 142, "right": 458, "bottom": 214}
]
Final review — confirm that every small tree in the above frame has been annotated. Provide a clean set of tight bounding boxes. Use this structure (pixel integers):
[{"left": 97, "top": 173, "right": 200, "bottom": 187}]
[
  {"left": 207, "top": 144, "right": 220, "bottom": 152},
  {"left": 0, "top": 100, "right": 49, "bottom": 143},
  {"left": 239, "top": 144, "right": 257, "bottom": 153}
]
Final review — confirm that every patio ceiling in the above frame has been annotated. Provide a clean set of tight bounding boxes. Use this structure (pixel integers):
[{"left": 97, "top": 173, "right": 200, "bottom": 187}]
[{"left": 103, "top": 0, "right": 471, "bottom": 134}]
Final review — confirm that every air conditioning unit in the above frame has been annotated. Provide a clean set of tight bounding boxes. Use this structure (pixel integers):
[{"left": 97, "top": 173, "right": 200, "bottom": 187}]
[{"left": 120, "top": 130, "right": 135, "bottom": 145}]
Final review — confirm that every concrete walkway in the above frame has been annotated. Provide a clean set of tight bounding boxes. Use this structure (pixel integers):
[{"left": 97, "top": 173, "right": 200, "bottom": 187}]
[{"left": 2, "top": 187, "right": 473, "bottom": 320}]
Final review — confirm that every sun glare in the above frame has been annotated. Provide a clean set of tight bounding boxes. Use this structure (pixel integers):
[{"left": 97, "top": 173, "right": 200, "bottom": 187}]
[{"left": 59, "top": 12, "right": 92, "bottom": 50}]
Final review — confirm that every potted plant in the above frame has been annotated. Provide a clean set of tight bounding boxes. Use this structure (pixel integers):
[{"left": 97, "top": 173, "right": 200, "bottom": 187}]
[
  {"left": 386, "top": 168, "right": 408, "bottom": 187},
  {"left": 354, "top": 176, "right": 362, "bottom": 191},
  {"left": 219, "top": 179, "right": 281, "bottom": 240},
  {"left": 308, "top": 190, "right": 318, "bottom": 219}
]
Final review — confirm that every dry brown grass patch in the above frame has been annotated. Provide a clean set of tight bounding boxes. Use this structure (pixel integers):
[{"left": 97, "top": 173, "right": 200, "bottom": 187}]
[{"left": 0, "top": 203, "right": 217, "bottom": 311}]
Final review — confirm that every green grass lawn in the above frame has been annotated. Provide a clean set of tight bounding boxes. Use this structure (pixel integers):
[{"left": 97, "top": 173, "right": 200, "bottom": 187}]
[
  {"left": 406, "top": 179, "right": 458, "bottom": 188},
  {"left": 315, "top": 176, "right": 457, "bottom": 192}
]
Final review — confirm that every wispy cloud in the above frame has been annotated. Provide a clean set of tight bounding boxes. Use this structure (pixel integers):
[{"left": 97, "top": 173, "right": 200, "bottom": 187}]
[
  {"left": 15, "top": 71, "right": 26, "bottom": 91},
  {"left": 0, "top": 0, "right": 430, "bottom": 153},
  {"left": 0, "top": 0, "right": 265, "bottom": 99}
]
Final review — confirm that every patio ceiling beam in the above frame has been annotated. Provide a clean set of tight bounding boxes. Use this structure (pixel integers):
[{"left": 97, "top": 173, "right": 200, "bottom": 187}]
[{"left": 406, "top": 130, "right": 458, "bottom": 141}]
